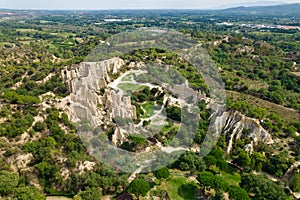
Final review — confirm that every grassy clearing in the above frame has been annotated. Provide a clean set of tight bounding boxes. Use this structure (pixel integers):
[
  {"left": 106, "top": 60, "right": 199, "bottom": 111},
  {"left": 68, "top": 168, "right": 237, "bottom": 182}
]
[
  {"left": 226, "top": 90, "right": 299, "bottom": 123},
  {"left": 246, "top": 78, "right": 269, "bottom": 90},
  {"left": 159, "top": 175, "right": 198, "bottom": 200},
  {"left": 39, "top": 20, "right": 54, "bottom": 24},
  {"left": 121, "top": 74, "right": 132, "bottom": 81},
  {"left": 49, "top": 32, "right": 75, "bottom": 37},
  {"left": 16, "top": 28, "right": 74, "bottom": 38},
  {"left": 118, "top": 83, "right": 144, "bottom": 93},
  {"left": 16, "top": 37, "right": 33, "bottom": 41},
  {"left": 219, "top": 171, "right": 241, "bottom": 186},
  {"left": 141, "top": 102, "right": 156, "bottom": 118},
  {"left": 16, "top": 28, "right": 36, "bottom": 32},
  {"left": 160, "top": 125, "right": 171, "bottom": 133}
]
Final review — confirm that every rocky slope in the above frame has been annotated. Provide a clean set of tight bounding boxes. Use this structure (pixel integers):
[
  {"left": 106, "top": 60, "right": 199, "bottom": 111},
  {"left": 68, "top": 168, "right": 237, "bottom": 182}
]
[
  {"left": 217, "top": 111, "right": 273, "bottom": 154},
  {"left": 60, "top": 58, "right": 135, "bottom": 125},
  {"left": 58, "top": 57, "right": 273, "bottom": 154},
  {"left": 59, "top": 58, "right": 138, "bottom": 147}
]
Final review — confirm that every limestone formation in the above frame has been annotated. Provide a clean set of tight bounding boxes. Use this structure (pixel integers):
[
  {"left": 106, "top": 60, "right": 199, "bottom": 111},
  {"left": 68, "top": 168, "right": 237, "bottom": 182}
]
[
  {"left": 218, "top": 111, "right": 273, "bottom": 154},
  {"left": 59, "top": 57, "right": 273, "bottom": 154},
  {"left": 103, "top": 90, "right": 136, "bottom": 120},
  {"left": 59, "top": 57, "right": 136, "bottom": 145},
  {"left": 112, "top": 127, "right": 129, "bottom": 145}
]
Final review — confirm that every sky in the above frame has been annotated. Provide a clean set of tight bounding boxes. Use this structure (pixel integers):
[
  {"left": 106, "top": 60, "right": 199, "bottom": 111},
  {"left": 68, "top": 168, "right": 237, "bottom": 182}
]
[{"left": 0, "top": 0, "right": 300, "bottom": 10}]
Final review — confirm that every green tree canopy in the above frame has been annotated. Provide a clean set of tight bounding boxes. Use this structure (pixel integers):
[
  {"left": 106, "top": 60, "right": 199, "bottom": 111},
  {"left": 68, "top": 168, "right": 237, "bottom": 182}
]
[
  {"left": 241, "top": 173, "right": 289, "bottom": 200},
  {"left": 0, "top": 170, "right": 19, "bottom": 196},
  {"left": 228, "top": 186, "right": 250, "bottom": 200},
  {"left": 197, "top": 171, "right": 215, "bottom": 189},
  {"left": 74, "top": 187, "right": 102, "bottom": 200},
  {"left": 289, "top": 173, "right": 300, "bottom": 192},
  {"left": 127, "top": 179, "right": 151, "bottom": 197},
  {"left": 154, "top": 167, "right": 170, "bottom": 180},
  {"left": 13, "top": 186, "right": 46, "bottom": 200}
]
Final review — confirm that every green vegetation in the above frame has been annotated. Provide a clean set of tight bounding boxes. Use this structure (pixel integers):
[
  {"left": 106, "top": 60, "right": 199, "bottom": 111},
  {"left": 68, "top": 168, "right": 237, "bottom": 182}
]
[
  {"left": 118, "top": 83, "right": 144, "bottom": 93},
  {"left": 289, "top": 173, "right": 300, "bottom": 192},
  {"left": 74, "top": 187, "right": 102, "bottom": 200},
  {"left": 160, "top": 175, "right": 198, "bottom": 200},
  {"left": 0, "top": 7, "right": 299, "bottom": 200},
  {"left": 241, "top": 173, "right": 290, "bottom": 200},
  {"left": 127, "top": 179, "right": 151, "bottom": 197},
  {"left": 228, "top": 186, "right": 250, "bottom": 200},
  {"left": 141, "top": 102, "right": 156, "bottom": 118},
  {"left": 13, "top": 187, "right": 46, "bottom": 200},
  {"left": 166, "top": 105, "right": 181, "bottom": 122},
  {"left": 154, "top": 167, "right": 170, "bottom": 180},
  {"left": 0, "top": 171, "right": 19, "bottom": 196}
]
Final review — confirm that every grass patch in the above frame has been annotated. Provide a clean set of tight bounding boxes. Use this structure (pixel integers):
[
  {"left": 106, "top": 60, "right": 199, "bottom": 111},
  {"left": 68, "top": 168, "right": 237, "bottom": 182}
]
[
  {"left": 219, "top": 170, "right": 241, "bottom": 186},
  {"left": 159, "top": 122, "right": 179, "bottom": 134},
  {"left": 49, "top": 32, "right": 75, "bottom": 37},
  {"left": 160, "top": 175, "right": 198, "bottom": 200},
  {"left": 16, "top": 37, "right": 33, "bottom": 41},
  {"left": 121, "top": 74, "right": 132, "bottom": 81},
  {"left": 118, "top": 83, "right": 145, "bottom": 93},
  {"left": 16, "top": 28, "right": 36, "bottom": 32},
  {"left": 39, "top": 20, "right": 54, "bottom": 24},
  {"left": 141, "top": 102, "right": 158, "bottom": 118}
]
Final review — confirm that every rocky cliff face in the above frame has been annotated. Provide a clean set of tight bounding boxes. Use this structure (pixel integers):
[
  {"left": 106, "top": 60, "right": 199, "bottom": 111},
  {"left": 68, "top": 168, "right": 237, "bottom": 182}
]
[
  {"left": 216, "top": 111, "right": 273, "bottom": 154},
  {"left": 103, "top": 90, "right": 136, "bottom": 121},
  {"left": 62, "top": 58, "right": 124, "bottom": 93},
  {"left": 59, "top": 58, "right": 136, "bottom": 133},
  {"left": 59, "top": 57, "right": 273, "bottom": 152}
]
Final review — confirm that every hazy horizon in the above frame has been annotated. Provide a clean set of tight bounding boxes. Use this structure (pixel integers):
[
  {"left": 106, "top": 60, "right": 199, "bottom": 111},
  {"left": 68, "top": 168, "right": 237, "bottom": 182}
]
[{"left": 1, "top": 0, "right": 300, "bottom": 10}]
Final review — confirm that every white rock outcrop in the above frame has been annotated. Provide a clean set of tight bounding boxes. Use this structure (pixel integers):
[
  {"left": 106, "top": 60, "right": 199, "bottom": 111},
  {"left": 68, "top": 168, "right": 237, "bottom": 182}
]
[
  {"left": 59, "top": 57, "right": 137, "bottom": 147},
  {"left": 216, "top": 111, "right": 273, "bottom": 154},
  {"left": 59, "top": 57, "right": 273, "bottom": 153},
  {"left": 103, "top": 90, "right": 136, "bottom": 120}
]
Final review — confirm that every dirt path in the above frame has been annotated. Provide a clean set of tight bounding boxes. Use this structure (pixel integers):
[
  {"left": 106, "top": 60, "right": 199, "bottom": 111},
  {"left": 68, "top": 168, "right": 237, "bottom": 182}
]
[
  {"left": 11, "top": 71, "right": 28, "bottom": 89},
  {"left": 282, "top": 161, "right": 300, "bottom": 181}
]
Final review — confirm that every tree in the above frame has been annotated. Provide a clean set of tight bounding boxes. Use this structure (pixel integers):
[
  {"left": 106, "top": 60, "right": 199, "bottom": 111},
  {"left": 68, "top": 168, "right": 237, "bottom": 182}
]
[
  {"left": 251, "top": 152, "right": 265, "bottom": 171},
  {"left": 74, "top": 187, "right": 102, "bottom": 200},
  {"left": 264, "top": 152, "right": 290, "bottom": 178},
  {"left": 290, "top": 173, "right": 300, "bottom": 192},
  {"left": 137, "top": 93, "right": 147, "bottom": 102},
  {"left": 204, "top": 155, "right": 217, "bottom": 167},
  {"left": 174, "top": 152, "right": 205, "bottom": 172},
  {"left": 213, "top": 176, "right": 229, "bottom": 191},
  {"left": 13, "top": 187, "right": 46, "bottom": 200},
  {"left": 228, "top": 186, "right": 250, "bottom": 200},
  {"left": 0, "top": 170, "right": 19, "bottom": 195},
  {"left": 241, "top": 173, "right": 289, "bottom": 200},
  {"left": 197, "top": 171, "right": 215, "bottom": 189},
  {"left": 234, "top": 150, "right": 251, "bottom": 169},
  {"left": 154, "top": 167, "right": 170, "bottom": 180},
  {"left": 49, "top": 124, "right": 64, "bottom": 143},
  {"left": 166, "top": 105, "right": 181, "bottom": 122},
  {"left": 33, "top": 121, "right": 47, "bottom": 132},
  {"left": 127, "top": 179, "right": 150, "bottom": 197},
  {"left": 142, "top": 87, "right": 150, "bottom": 96},
  {"left": 212, "top": 189, "right": 225, "bottom": 200}
]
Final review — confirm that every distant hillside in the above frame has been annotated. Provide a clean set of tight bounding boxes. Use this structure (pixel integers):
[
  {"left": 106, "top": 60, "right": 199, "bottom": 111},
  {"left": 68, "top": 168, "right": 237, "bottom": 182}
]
[
  {"left": 222, "top": 3, "right": 300, "bottom": 16},
  {"left": 239, "top": 1, "right": 286, "bottom": 7}
]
